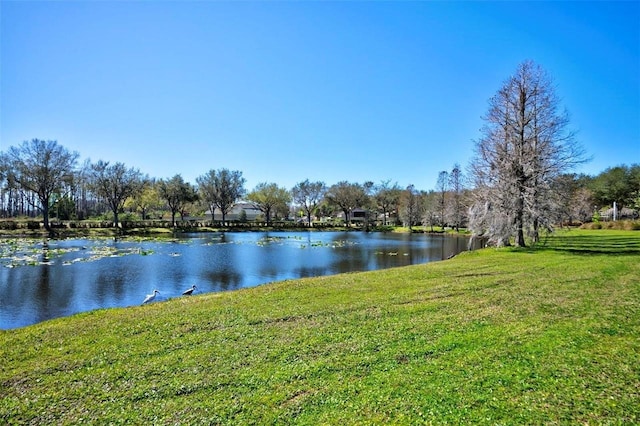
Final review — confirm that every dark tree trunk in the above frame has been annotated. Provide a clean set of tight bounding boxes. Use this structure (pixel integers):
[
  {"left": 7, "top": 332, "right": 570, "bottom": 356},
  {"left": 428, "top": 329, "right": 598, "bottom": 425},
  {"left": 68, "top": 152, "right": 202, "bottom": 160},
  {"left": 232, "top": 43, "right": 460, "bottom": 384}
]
[
  {"left": 532, "top": 217, "right": 540, "bottom": 244},
  {"left": 514, "top": 194, "right": 526, "bottom": 247},
  {"left": 42, "top": 199, "right": 51, "bottom": 233}
]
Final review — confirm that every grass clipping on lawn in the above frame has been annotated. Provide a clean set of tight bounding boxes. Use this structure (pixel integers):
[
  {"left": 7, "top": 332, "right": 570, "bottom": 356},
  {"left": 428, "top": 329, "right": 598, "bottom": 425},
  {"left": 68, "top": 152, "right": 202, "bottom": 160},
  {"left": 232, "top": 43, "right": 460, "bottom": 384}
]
[{"left": 1, "top": 230, "right": 639, "bottom": 424}]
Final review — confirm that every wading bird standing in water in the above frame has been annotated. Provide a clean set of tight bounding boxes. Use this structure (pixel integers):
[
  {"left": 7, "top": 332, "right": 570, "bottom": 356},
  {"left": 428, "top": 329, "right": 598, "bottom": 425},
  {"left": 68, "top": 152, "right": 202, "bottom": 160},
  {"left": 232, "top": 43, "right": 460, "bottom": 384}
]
[
  {"left": 142, "top": 289, "right": 160, "bottom": 304},
  {"left": 182, "top": 285, "right": 197, "bottom": 296}
]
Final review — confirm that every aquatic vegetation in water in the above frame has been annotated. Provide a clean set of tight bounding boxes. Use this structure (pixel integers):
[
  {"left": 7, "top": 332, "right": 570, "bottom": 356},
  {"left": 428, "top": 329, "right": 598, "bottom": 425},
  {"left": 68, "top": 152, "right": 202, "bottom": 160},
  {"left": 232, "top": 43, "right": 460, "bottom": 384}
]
[
  {"left": 0, "top": 238, "right": 78, "bottom": 267},
  {"left": 0, "top": 234, "right": 364, "bottom": 268},
  {"left": 0, "top": 238, "right": 157, "bottom": 268},
  {"left": 250, "top": 236, "right": 359, "bottom": 250}
]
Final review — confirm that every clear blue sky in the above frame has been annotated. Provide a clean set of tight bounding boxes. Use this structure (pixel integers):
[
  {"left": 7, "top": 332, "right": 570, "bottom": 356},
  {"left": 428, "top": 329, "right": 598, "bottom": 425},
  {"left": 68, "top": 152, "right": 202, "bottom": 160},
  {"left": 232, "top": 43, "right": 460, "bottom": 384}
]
[{"left": 1, "top": 1, "right": 638, "bottom": 192}]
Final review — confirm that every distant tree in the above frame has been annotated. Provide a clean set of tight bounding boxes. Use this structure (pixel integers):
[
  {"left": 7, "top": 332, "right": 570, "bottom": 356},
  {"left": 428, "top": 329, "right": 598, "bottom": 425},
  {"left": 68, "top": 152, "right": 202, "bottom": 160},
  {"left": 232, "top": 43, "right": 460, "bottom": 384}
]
[
  {"left": 362, "top": 181, "right": 375, "bottom": 230},
  {"left": 180, "top": 184, "right": 199, "bottom": 221},
  {"left": 590, "top": 164, "right": 640, "bottom": 210},
  {"left": 317, "top": 201, "right": 335, "bottom": 223},
  {"left": 422, "top": 190, "right": 439, "bottom": 232},
  {"left": 572, "top": 187, "right": 596, "bottom": 223},
  {"left": 247, "top": 182, "right": 292, "bottom": 225},
  {"left": 238, "top": 209, "right": 248, "bottom": 223},
  {"left": 55, "top": 191, "right": 79, "bottom": 220},
  {"left": 130, "top": 179, "right": 162, "bottom": 220},
  {"left": 88, "top": 160, "right": 143, "bottom": 228},
  {"left": 274, "top": 199, "right": 292, "bottom": 221},
  {"left": 436, "top": 171, "right": 449, "bottom": 229},
  {"left": 2, "top": 139, "right": 78, "bottom": 233},
  {"left": 73, "top": 159, "right": 94, "bottom": 220},
  {"left": 399, "top": 184, "right": 422, "bottom": 230},
  {"left": 548, "top": 173, "right": 596, "bottom": 226},
  {"left": 448, "top": 164, "right": 465, "bottom": 231},
  {"left": 0, "top": 169, "right": 20, "bottom": 217},
  {"left": 374, "top": 180, "right": 401, "bottom": 226},
  {"left": 632, "top": 165, "right": 640, "bottom": 212},
  {"left": 291, "top": 179, "right": 326, "bottom": 227},
  {"left": 324, "top": 181, "right": 369, "bottom": 227},
  {"left": 159, "top": 175, "right": 198, "bottom": 227},
  {"left": 0, "top": 157, "right": 10, "bottom": 217},
  {"left": 197, "top": 169, "right": 245, "bottom": 223},
  {"left": 196, "top": 170, "right": 219, "bottom": 220},
  {"left": 550, "top": 174, "right": 578, "bottom": 226},
  {"left": 469, "top": 61, "right": 585, "bottom": 246}
]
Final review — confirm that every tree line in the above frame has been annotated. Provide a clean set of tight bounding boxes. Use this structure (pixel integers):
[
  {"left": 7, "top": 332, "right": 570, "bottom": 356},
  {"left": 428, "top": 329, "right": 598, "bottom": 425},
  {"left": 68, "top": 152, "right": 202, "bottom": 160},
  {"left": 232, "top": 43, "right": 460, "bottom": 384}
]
[{"left": 1, "top": 61, "right": 638, "bottom": 244}]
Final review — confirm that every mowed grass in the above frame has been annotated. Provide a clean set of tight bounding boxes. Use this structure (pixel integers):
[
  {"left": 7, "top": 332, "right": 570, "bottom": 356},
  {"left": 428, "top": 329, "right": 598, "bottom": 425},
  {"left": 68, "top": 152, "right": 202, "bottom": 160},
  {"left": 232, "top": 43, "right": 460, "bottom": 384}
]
[{"left": 1, "top": 230, "right": 639, "bottom": 424}]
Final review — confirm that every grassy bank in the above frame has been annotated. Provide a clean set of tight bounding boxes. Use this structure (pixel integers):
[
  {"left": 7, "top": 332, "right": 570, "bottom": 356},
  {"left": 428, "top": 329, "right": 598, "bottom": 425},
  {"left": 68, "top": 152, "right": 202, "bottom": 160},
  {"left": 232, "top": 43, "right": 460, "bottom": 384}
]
[{"left": 1, "top": 230, "right": 639, "bottom": 424}]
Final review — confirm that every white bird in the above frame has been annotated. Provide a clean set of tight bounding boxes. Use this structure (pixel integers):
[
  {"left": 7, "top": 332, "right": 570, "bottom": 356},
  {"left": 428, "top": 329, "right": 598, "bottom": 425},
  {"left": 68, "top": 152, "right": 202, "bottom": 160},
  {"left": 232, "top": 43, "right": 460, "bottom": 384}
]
[
  {"left": 142, "top": 289, "right": 160, "bottom": 304},
  {"left": 182, "top": 285, "right": 197, "bottom": 296}
]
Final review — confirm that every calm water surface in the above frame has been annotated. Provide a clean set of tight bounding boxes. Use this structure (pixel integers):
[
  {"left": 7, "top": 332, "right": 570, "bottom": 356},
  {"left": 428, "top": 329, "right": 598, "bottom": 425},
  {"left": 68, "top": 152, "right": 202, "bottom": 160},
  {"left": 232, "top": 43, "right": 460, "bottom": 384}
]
[{"left": 1, "top": 231, "right": 478, "bottom": 329}]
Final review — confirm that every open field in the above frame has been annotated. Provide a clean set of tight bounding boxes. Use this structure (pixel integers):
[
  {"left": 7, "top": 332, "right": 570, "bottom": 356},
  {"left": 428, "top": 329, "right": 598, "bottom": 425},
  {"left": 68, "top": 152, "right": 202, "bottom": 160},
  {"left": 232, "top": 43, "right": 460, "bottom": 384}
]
[{"left": 1, "top": 229, "right": 639, "bottom": 424}]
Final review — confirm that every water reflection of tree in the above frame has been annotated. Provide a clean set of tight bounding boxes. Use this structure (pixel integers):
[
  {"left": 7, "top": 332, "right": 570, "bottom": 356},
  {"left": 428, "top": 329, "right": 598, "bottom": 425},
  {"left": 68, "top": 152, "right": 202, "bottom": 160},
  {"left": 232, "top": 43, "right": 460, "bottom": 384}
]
[
  {"left": 204, "top": 270, "right": 242, "bottom": 291},
  {"left": 294, "top": 266, "right": 328, "bottom": 278},
  {"left": 32, "top": 265, "right": 72, "bottom": 322},
  {"left": 94, "top": 266, "right": 128, "bottom": 304},
  {"left": 40, "top": 240, "right": 51, "bottom": 264},
  {"left": 3, "top": 232, "right": 484, "bottom": 329},
  {"left": 32, "top": 265, "right": 49, "bottom": 324},
  {"left": 333, "top": 250, "right": 369, "bottom": 274}
]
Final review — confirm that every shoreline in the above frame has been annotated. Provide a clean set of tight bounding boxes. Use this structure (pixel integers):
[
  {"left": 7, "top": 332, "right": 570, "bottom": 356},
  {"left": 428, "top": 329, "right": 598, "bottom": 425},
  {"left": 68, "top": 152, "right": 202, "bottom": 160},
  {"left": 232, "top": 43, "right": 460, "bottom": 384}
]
[{"left": 0, "top": 221, "right": 459, "bottom": 238}]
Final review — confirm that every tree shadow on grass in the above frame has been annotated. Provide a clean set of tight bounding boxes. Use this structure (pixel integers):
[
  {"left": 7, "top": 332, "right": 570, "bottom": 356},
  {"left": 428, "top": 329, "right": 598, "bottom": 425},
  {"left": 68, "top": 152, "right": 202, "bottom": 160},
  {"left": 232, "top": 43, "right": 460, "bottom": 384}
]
[{"left": 535, "top": 234, "right": 640, "bottom": 255}]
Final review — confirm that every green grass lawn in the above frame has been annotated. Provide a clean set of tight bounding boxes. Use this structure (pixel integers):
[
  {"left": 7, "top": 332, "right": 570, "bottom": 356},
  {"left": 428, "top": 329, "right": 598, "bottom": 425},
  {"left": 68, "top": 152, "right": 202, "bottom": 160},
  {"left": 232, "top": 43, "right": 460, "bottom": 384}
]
[{"left": 1, "top": 229, "right": 639, "bottom": 424}]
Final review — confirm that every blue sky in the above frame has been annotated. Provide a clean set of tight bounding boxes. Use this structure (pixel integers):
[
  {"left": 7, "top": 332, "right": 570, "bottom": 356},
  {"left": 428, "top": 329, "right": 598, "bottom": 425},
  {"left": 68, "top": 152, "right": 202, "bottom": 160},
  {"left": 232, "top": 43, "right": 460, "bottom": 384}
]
[{"left": 1, "top": 1, "right": 638, "bottom": 192}]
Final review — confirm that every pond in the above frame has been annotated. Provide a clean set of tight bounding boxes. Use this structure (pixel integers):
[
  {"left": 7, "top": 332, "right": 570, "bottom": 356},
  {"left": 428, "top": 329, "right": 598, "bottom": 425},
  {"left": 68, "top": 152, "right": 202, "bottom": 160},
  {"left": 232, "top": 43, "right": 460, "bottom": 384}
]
[{"left": 0, "top": 231, "right": 480, "bottom": 329}]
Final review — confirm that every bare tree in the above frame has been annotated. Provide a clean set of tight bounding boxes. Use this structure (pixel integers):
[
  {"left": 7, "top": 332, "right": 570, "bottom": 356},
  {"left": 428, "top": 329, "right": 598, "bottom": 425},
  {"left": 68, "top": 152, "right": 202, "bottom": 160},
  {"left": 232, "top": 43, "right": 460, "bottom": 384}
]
[
  {"left": 196, "top": 170, "right": 218, "bottom": 221},
  {"left": 422, "top": 190, "right": 438, "bottom": 232},
  {"left": 89, "top": 160, "right": 143, "bottom": 229},
  {"left": 73, "top": 159, "right": 94, "bottom": 220},
  {"left": 399, "top": 184, "right": 422, "bottom": 230},
  {"left": 247, "top": 182, "right": 292, "bottom": 225},
  {"left": 0, "top": 170, "right": 20, "bottom": 218},
  {"left": 572, "top": 187, "right": 596, "bottom": 223},
  {"left": 2, "top": 139, "right": 78, "bottom": 233},
  {"left": 291, "top": 179, "right": 326, "bottom": 227},
  {"left": 436, "top": 171, "right": 449, "bottom": 229},
  {"left": 550, "top": 174, "right": 597, "bottom": 226},
  {"left": 0, "top": 156, "right": 8, "bottom": 217},
  {"left": 196, "top": 170, "right": 218, "bottom": 220},
  {"left": 469, "top": 61, "right": 585, "bottom": 246},
  {"left": 448, "top": 164, "right": 465, "bottom": 232}
]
